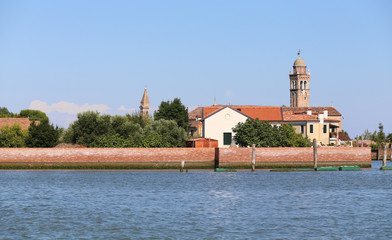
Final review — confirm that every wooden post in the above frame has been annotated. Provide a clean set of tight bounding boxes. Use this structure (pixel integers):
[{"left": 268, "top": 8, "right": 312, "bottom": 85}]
[
  {"left": 361, "top": 135, "right": 364, "bottom": 147},
  {"left": 356, "top": 136, "right": 359, "bottom": 147},
  {"left": 389, "top": 143, "right": 392, "bottom": 161},
  {"left": 181, "top": 160, "right": 185, "bottom": 172},
  {"left": 313, "top": 139, "right": 318, "bottom": 169},
  {"left": 251, "top": 144, "right": 256, "bottom": 172},
  {"left": 382, "top": 143, "right": 387, "bottom": 167},
  {"left": 377, "top": 147, "right": 380, "bottom": 161}
]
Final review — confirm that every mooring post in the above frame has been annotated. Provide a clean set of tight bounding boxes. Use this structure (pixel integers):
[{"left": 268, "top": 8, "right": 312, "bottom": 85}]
[
  {"left": 356, "top": 136, "right": 359, "bottom": 147},
  {"left": 252, "top": 144, "right": 256, "bottom": 172},
  {"left": 181, "top": 160, "right": 185, "bottom": 172},
  {"left": 390, "top": 144, "right": 392, "bottom": 162},
  {"left": 361, "top": 135, "right": 364, "bottom": 147},
  {"left": 313, "top": 139, "right": 318, "bottom": 170},
  {"left": 383, "top": 143, "right": 387, "bottom": 167}
]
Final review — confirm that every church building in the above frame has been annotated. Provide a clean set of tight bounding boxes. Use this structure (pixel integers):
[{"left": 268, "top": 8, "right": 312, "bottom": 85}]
[{"left": 188, "top": 52, "right": 346, "bottom": 147}]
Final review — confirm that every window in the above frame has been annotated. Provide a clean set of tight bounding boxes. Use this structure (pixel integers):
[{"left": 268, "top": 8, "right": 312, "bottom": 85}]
[
  {"left": 301, "top": 125, "right": 304, "bottom": 134},
  {"left": 323, "top": 125, "right": 327, "bottom": 134},
  {"left": 310, "top": 124, "right": 313, "bottom": 134},
  {"left": 236, "top": 108, "right": 241, "bottom": 112},
  {"left": 223, "top": 132, "right": 232, "bottom": 145}
]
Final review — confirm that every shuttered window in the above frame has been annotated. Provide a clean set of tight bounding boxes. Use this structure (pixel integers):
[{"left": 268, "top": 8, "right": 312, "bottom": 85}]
[
  {"left": 310, "top": 125, "right": 314, "bottom": 134},
  {"left": 223, "top": 132, "right": 232, "bottom": 145}
]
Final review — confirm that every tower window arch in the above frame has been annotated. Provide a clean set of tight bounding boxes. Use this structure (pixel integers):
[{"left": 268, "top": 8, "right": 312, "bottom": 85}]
[
  {"left": 300, "top": 81, "right": 303, "bottom": 90},
  {"left": 304, "top": 81, "right": 307, "bottom": 89}
]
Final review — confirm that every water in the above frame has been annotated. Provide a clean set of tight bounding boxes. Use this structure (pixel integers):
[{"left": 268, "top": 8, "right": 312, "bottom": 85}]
[{"left": 1, "top": 161, "right": 392, "bottom": 239}]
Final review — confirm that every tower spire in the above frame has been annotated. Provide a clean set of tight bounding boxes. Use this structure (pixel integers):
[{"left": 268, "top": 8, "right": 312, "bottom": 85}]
[{"left": 140, "top": 88, "right": 150, "bottom": 116}]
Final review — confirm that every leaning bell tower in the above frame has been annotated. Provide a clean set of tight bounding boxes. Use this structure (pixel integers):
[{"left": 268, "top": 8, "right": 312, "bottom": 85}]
[{"left": 289, "top": 50, "right": 310, "bottom": 107}]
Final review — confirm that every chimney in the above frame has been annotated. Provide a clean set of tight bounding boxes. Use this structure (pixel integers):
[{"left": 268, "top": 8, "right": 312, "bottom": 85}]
[
  {"left": 323, "top": 109, "right": 328, "bottom": 118},
  {"left": 318, "top": 113, "right": 324, "bottom": 123},
  {"left": 307, "top": 108, "right": 312, "bottom": 115}
]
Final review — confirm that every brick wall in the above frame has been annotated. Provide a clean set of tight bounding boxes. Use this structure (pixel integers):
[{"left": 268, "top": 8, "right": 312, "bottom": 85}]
[
  {"left": 0, "top": 147, "right": 371, "bottom": 168},
  {"left": 0, "top": 148, "right": 215, "bottom": 163},
  {"left": 219, "top": 147, "right": 371, "bottom": 167}
]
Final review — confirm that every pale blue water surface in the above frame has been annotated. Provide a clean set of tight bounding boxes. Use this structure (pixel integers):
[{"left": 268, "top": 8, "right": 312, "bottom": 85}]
[{"left": 1, "top": 161, "right": 392, "bottom": 239}]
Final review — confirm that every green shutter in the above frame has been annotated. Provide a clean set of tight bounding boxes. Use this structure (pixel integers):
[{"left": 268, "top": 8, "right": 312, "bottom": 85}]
[
  {"left": 223, "top": 133, "right": 232, "bottom": 145},
  {"left": 310, "top": 125, "right": 313, "bottom": 133},
  {"left": 323, "top": 125, "right": 327, "bottom": 134}
]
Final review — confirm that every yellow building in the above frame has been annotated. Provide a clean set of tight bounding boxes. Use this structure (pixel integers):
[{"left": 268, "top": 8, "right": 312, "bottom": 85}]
[{"left": 282, "top": 107, "right": 342, "bottom": 146}]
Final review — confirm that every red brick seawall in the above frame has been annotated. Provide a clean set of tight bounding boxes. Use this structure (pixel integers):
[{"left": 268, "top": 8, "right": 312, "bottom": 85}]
[
  {"left": 0, "top": 147, "right": 371, "bottom": 168},
  {"left": 0, "top": 148, "right": 215, "bottom": 163},
  {"left": 218, "top": 147, "right": 371, "bottom": 167}
]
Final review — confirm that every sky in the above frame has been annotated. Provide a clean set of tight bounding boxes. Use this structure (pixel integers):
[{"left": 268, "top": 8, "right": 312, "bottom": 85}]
[{"left": 0, "top": 0, "right": 391, "bottom": 137}]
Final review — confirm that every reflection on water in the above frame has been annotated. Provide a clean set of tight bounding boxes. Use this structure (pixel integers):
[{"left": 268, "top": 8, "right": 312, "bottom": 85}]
[{"left": 1, "top": 161, "right": 392, "bottom": 239}]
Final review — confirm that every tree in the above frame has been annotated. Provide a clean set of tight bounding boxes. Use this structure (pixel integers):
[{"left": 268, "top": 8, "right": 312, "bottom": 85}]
[
  {"left": 19, "top": 109, "right": 49, "bottom": 122},
  {"left": 62, "top": 112, "right": 144, "bottom": 147},
  {"left": 126, "top": 112, "right": 151, "bottom": 129},
  {"left": 65, "top": 111, "right": 112, "bottom": 147},
  {"left": 376, "top": 123, "right": 386, "bottom": 145},
  {"left": 387, "top": 133, "right": 392, "bottom": 143},
  {"left": 142, "top": 119, "right": 187, "bottom": 147},
  {"left": 25, "top": 119, "right": 60, "bottom": 148},
  {"left": 0, "top": 124, "right": 27, "bottom": 147},
  {"left": 0, "top": 107, "right": 18, "bottom": 118},
  {"left": 154, "top": 98, "right": 189, "bottom": 131},
  {"left": 233, "top": 119, "right": 311, "bottom": 147}
]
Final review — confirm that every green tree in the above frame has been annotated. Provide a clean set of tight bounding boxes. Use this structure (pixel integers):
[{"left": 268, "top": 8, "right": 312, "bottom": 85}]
[
  {"left": 154, "top": 98, "right": 189, "bottom": 131},
  {"left": 233, "top": 119, "right": 311, "bottom": 147},
  {"left": 19, "top": 109, "right": 49, "bottom": 121},
  {"left": 90, "top": 133, "right": 130, "bottom": 148},
  {"left": 126, "top": 112, "right": 151, "bottom": 129},
  {"left": 142, "top": 119, "right": 187, "bottom": 147},
  {"left": 387, "top": 133, "right": 392, "bottom": 143},
  {"left": 25, "top": 119, "right": 60, "bottom": 148},
  {"left": 66, "top": 111, "right": 112, "bottom": 147},
  {"left": 0, "top": 124, "right": 27, "bottom": 147},
  {"left": 0, "top": 107, "right": 19, "bottom": 118},
  {"left": 62, "top": 112, "right": 144, "bottom": 147}
]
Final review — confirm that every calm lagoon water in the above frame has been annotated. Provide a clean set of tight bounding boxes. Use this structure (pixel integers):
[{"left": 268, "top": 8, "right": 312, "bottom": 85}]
[{"left": 1, "top": 161, "right": 392, "bottom": 239}]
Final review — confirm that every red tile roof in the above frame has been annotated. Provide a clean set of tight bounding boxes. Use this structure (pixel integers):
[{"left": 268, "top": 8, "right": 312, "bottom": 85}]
[
  {"left": 282, "top": 107, "right": 341, "bottom": 116},
  {"left": 0, "top": 118, "right": 32, "bottom": 131},
  {"left": 189, "top": 105, "right": 282, "bottom": 121}
]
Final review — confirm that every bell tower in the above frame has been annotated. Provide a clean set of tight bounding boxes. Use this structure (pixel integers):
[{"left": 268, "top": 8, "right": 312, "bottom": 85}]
[
  {"left": 289, "top": 50, "right": 310, "bottom": 107},
  {"left": 140, "top": 88, "right": 150, "bottom": 117}
]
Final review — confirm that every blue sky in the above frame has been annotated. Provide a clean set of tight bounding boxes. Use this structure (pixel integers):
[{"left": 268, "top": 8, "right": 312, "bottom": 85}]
[{"left": 0, "top": 0, "right": 391, "bottom": 137}]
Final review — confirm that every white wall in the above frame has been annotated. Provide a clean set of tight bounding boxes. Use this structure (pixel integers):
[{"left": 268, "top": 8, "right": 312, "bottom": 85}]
[{"left": 203, "top": 108, "right": 249, "bottom": 147}]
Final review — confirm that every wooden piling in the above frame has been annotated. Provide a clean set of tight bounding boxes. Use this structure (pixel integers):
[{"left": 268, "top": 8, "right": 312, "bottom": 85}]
[
  {"left": 181, "top": 160, "right": 185, "bottom": 172},
  {"left": 313, "top": 139, "right": 317, "bottom": 169},
  {"left": 361, "top": 135, "right": 364, "bottom": 147},
  {"left": 356, "top": 136, "right": 359, "bottom": 147},
  {"left": 251, "top": 144, "right": 256, "bottom": 172},
  {"left": 390, "top": 144, "right": 392, "bottom": 161},
  {"left": 383, "top": 143, "right": 387, "bottom": 167}
]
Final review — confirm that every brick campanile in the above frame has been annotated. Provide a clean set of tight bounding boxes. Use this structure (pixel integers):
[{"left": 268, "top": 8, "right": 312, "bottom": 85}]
[{"left": 289, "top": 51, "right": 310, "bottom": 107}]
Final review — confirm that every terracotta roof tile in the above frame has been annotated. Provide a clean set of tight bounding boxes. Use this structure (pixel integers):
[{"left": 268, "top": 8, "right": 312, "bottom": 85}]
[
  {"left": 0, "top": 118, "right": 32, "bottom": 131},
  {"left": 282, "top": 107, "right": 341, "bottom": 116},
  {"left": 189, "top": 105, "right": 282, "bottom": 121}
]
